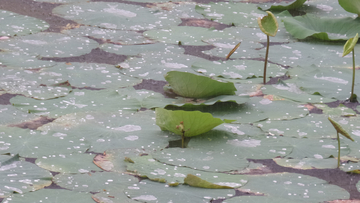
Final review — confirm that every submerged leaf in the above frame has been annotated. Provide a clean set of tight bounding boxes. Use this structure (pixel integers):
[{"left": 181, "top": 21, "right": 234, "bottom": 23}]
[
  {"left": 258, "top": 11, "right": 278, "bottom": 37},
  {"left": 343, "top": 33, "right": 359, "bottom": 57},
  {"left": 165, "top": 71, "right": 236, "bottom": 99},
  {"left": 184, "top": 174, "right": 233, "bottom": 189},
  {"left": 328, "top": 117, "right": 354, "bottom": 141},
  {"left": 156, "top": 108, "right": 224, "bottom": 137}
]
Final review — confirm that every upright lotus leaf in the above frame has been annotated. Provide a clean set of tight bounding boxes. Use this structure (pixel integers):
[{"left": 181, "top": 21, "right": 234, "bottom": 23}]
[
  {"left": 156, "top": 108, "right": 224, "bottom": 137},
  {"left": 258, "top": 11, "right": 278, "bottom": 84},
  {"left": 258, "top": 0, "right": 307, "bottom": 11},
  {"left": 343, "top": 33, "right": 359, "bottom": 57},
  {"left": 283, "top": 14, "right": 360, "bottom": 40},
  {"left": 339, "top": 0, "right": 360, "bottom": 16},
  {"left": 328, "top": 117, "right": 354, "bottom": 141},
  {"left": 0, "top": 154, "right": 52, "bottom": 198},
  {"left": 258, "top": 11, "right": 278, "bottom": 37},
  {"left": 342, "top": 33, "right": 358, "bottom": 102},
  {"left": 165, "top": 71, "right": 236, "bottom": 98},
  {"left": 184, "top": 174, "right": 233, "bottom": 189}
]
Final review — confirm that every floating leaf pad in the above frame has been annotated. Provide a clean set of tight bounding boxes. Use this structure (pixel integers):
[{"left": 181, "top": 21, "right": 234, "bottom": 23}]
[
  {"left": 192, "top": 59, "right": 286, "bottom": 79},
  {"left": 0, "top": 154, "right": 52, "bottom": 198},
  {"left": 156, "top": 108, "right": 224, "bottom": 137},
  {"left": 195, "top": 2, "right": 265, "bottom": 27},
  {"left": 126, "top": 155, "right": 248, "bottom": 187},
  {"left": 2, "top": 189, "right": 92, "bottom": 203},
  {"left": 241, "top": 173, "right": 349, "bottom": 202},
  {"left": 0, "top": 104, "right": 37, "bottom": 125},
  {"left": 151, "top": 147, "right": 249, "bottom": 172},
  {"left": 0, "top": 9, "right": 49, "bottom": 37},
  {"left": 274, "top": 158, "right": 337, "bottom": 169},
  {"left": 53, "top": 2, "right": 180, "bottom": 30},
  {"left": 143, "top": 26, "right": 234, "bottom": 46},
  {"left": 0, "top": 32, "right": 98, "bottom": 58},
  {"left": 258, "top": 0, "right": 307, "bottom": 11},
  {"left": 54, "top": 172, "right": 139, "bottom": 193},
  {"left": 125, "top": 180, "right": 235, "bottom": 203},
  {"left": 283, "top": 14, "right": 360, "bottom": 41},
  {"left": 36, "top": 153, "right": 101, "bottom": 173},
  {"left": 10, "top": 88, "right": 141, "bottom": 118},
  {"left": 0, "top": 51, "right": 57, "bottom": 69},
  {"left": 165, "top": 71, "right": 236, "bottom": 98}
]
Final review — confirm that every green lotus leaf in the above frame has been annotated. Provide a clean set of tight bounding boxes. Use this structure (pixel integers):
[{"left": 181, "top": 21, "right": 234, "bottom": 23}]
[
  {"left": 195, "top": 2, "right": 265, "bottom": 27},
  {"left": 314, "top": 104, "right": 356, "bottom": 117},
  {"left": 165, "top": 71, "right": 236, "bottom": 99},
  {"left": 156, "top": 108, "right": 224, "bottom": 137},
  {"left": 184, "top": 174, "right": 233, "bottom": 189},
  {"left": 0, "top": 32, "right": 98, "bottom": 58},
  {"left": 274, "top": 158, "right": 338, "bottom": 169},
  {"left": 258, "top": 11, "right": 278, "bottom": 37},
  {"left": 126, "top": 155, "right": 248, "bottom": 187},
  {"left": 283, "top": 14, "right": 360, "bottom": 40},
  {"left": 258, "top": 0, "right": 307, "bottom": 11},
  {"left": 35, "top": 153, "right": 102, "bottom": 173},
  {"left": 240, "top": 173, "right": 349, "bottom": 202},
  {"left": 0, "top": 154, "right": 52, "bottom": 198},
  {"left": 0, "top": 104, "right": 37, "bottom": 125},
  {"left": 0, "top": 9, "right": 49, "bottom": 37},
  {"left": 53, "top": 2, "right": 180, "bottom": 30},
  {"left": 54, "top": 172, "right": 139, "bottom": 193},
  {"left": 328, "top": 117, "right": 354, "bottom": 141},
  {"left": 125, "top": 180, "right": 235, "bottom": 203},
  {"left": 339, "top": 0, "right": 360, "bottom": 15},
  {"left": 2, "top": 189, "right": 92, "bottom": 203},
  {"left": 343, "top": 33, "right": 359, "bottom": 57}
]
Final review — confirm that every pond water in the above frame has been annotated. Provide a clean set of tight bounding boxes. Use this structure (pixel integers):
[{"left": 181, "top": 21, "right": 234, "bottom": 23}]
[{"left": 1, "top": 0, "right": 360, "bottom": 202}]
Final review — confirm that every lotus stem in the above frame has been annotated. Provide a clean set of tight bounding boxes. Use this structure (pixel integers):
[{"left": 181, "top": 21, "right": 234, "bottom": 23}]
[
  {"left": 337, "top": 132, "right": 340, "bottom": 168},
  {"left": 263, "top": 35, "right": 270, "bottom": 84},
  {"left": 181, "top": 132, "right": 185, "bottom": 148},
  {"left": 350, "top": 50, "right": 356, "bottom": 102}
]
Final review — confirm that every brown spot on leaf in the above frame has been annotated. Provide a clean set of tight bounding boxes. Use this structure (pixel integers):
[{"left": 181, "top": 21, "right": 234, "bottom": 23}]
[
  {"left": 8, "top": 116, "right": 55, "bottom": 130},
  {"left": 179, "top": 18, "right": 230, "bottom": 30}
]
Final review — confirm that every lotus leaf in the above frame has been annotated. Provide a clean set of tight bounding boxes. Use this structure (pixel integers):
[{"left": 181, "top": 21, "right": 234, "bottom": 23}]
[
  {"left": 258, "top": 11, "right": 278, "bottom": 37},
  {"left": 36, "top": 153, "right": 101, "bottom": 173},
  {"left": 151, "top": 147, "right": 249, "bottom": 172},
  {"left": 125, "top": 180, "right": 235, "bottom": 203},
  {"left": 2, "top": 189, "right": 92, "bottom": 203},
  {"left": 0, "top": 10, "right": 49, "bottom": 37},
  {"left": 0, "top": 105, "right": 37, "bottom": 125},
  {"left": 192, "top": 59, "right": 286, "bottom": 80},
  {"left": 343, "top": 33, "right": 359, "bottom": 56},
  {"left": 283, "top": 14, "right": 360, "bottom": 41},
  {"left": 165, "top": 71, "right": 236, "bottom": 98},
  {"left": 143, "top": 26, "right": 234, "bottom": 46},
  {"left": 0, "top": 68, "right": 72, "bottom": 99},
  {"left": 10, "top": 88, "right": 141, "bottom": 117},
  {"left": 241, "top": 173, "right": 349, "bottom": 202},
  {"left": 314, "top": 104, "right": 356, "bottom": 116},
  {"left": 258, "top": 0, "right": 307, "bottom": 11},
  {"left": 339, "top": 0, "right": 360, "bottom": 16},
  {"left": 0, "top": 154, "right": 52, "bottom": 198},
  {"left": 274, "top": 157, "right": 338, "bottom": 169},
  {"left": 0, "top": 51, "right": 57, "bottom": 69},
  {"left": 184, "top": 174, "right": 234, "bottom": 189},
  {"left": 156, "top": 108, "right": 224, "bottom": 137},
  {"left": 117, "top": 46, "right": 202, "bottom": 81},
  {"left": 0, "top": 127, "right": 90, "bottom": 158},
  {"left": 298, "top": 0, "right": 356, "bottom": 18},
  {"left": 34, "top": 0, "right": 88, "bottom": 2},
  {"left": 195, "top": 2, "right": 265, "bottom": 27},
  {"left": 125, "top": 155, "right": 248, "bottom": 187},
  {"left": 54, "top": 172, "right": 139, "bottom": 193},
  {"left": 261, "top": 83, "right": 336, "bottom": 103},
  {"left": 102, "top": 43, "right": 170, "bottom": 56},
  {"left": 53, "top": 2, "right": 180, "bottom": 30},
  {"left": 0, "top": 32, "right": 98, "bottom": 57},
  {"left": 46, "top": 62, "right": 142, "bottom": 89},
  {"left": 328, "top": 117, "right": 354, "bottom": 141},
  {"left": 223, "top": 196, "right": 302, "bottom": 203}
]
